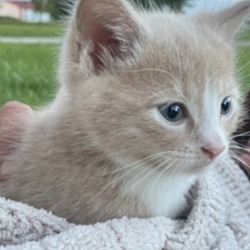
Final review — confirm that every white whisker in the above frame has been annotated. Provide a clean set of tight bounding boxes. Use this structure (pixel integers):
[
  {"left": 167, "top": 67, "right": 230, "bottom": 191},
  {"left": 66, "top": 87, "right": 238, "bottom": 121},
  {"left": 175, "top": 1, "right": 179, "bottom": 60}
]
[
  {"left": 231, "top": 153, "right": 250, "bottom": 170},
  {"left": 128, "top": 68, "right": 180, "bottom": 82},
  {"left": 126, "top": 158, "right": 173, "bottom": 194},
  {"left": 230, "top": 131, "right": 250, "bottom": 139},
  {"left": 230, "top": 145, "right": 250, "bottom": 154},
  {"left": 97, "top": 152, "right": 167, "bottom": 195},
  {"left": 145, "top": 159, "right": 178, "bottom": 197}
]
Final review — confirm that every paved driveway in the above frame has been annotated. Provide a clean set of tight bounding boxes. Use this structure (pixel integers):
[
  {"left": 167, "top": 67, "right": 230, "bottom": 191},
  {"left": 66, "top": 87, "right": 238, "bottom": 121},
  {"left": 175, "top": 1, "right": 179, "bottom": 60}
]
[{"left": 0, "top": 37, "right": 61, "bottom": 44}]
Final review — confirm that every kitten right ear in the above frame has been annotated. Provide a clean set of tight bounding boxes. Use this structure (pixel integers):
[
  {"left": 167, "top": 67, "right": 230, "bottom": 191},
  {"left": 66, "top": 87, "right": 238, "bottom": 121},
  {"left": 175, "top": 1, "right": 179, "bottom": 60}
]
[
  {"left": 69, "top": 0, "right": 142, "bottom": 73},
  {"left": 198, "top": 1, "right": 250, "bottom": 40}
]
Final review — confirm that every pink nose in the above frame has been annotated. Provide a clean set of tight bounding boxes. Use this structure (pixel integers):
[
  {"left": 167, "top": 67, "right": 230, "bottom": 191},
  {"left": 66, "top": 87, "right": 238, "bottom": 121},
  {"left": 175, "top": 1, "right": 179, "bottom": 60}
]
[{"left": 201, "top": 146, "right": 225, "bottom": 160}]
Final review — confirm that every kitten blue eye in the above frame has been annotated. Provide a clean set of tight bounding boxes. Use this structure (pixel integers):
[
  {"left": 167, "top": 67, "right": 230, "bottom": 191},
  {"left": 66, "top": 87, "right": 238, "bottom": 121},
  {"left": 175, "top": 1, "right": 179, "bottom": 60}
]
[
  {"left": 158, "top": 103, "right": 186, "bottom": 123},
  {"left": 221, "top": 97, "right": 231, "bottom": 115}
]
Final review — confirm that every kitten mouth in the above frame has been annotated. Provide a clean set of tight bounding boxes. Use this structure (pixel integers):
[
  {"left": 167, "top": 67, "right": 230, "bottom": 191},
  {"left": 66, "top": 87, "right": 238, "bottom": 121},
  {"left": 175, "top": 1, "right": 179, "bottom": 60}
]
[{"left": 188, "top": 153, "right": 226, "bottom": 172}]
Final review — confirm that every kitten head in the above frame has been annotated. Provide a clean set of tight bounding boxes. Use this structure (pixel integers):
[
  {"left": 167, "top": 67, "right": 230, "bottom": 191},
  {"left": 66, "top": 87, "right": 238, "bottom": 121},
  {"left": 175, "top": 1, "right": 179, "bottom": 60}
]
[{"left": 59, "top": 0, "right": 250, "bottom": 174}]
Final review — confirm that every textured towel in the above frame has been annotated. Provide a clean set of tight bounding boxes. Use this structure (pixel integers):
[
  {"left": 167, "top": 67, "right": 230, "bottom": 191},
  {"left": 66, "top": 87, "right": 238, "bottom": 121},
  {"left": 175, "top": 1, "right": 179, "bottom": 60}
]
[{"left": 0, "top": 157, "right": 250, "bottom": 250}]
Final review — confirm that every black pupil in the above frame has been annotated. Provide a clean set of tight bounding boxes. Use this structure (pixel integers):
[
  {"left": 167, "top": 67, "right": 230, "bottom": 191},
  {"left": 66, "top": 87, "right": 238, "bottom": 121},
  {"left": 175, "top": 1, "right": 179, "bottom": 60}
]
[
  {"left": 168, "top": 105, "right": 181, "bottom": 120},
  {"left": 158, "top": 103, "right": 184, "bottom": 122},
  {"left": 221, "top": 97, "right": 231, "bottom": 115}
]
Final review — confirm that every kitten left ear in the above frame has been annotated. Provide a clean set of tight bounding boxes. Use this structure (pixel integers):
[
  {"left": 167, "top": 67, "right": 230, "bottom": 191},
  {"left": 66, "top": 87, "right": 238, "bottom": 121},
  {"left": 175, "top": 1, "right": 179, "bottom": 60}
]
[
  {"left": 198, "top": 1, "right": 250, "bottom": 40},
  {"left": 73, "top": 0, "right": 142, "bottom": 73}
]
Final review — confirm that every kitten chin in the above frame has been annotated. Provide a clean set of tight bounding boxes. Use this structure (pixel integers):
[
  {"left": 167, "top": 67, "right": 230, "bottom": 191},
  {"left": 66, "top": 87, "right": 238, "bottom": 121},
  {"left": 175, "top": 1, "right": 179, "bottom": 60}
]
[{"left": 0, "top": 0, "right": 249, "bottom": 224}]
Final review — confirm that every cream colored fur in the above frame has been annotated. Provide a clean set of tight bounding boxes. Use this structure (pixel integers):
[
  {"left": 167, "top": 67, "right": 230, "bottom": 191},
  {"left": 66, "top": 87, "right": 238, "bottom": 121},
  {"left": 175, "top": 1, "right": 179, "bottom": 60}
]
[{"left": 0, "top": 0, "right": 249, "bottom": 224}]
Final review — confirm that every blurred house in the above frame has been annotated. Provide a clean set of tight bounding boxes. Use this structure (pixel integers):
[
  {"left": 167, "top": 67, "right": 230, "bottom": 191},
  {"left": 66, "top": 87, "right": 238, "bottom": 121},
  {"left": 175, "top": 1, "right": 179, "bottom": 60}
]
[
  {"left": 0, "top": 1, "right": 19, "bottom": 19},
  {"left": 0, "top": 0, "right": 51, "bottom": 22}
]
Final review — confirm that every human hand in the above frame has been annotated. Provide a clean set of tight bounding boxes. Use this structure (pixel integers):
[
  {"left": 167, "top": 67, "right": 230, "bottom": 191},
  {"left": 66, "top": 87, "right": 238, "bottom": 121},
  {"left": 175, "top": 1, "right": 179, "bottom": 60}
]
[{"left": 0, "top": 101, "right": 34, "bottom": 180}]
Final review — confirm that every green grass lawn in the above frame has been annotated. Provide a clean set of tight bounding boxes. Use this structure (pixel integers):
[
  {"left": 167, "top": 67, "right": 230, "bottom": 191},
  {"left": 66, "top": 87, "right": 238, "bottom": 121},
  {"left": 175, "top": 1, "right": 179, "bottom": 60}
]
[
  {"left": 0, "top": 20, "right": 63, "bottom": 37},
  {"left": 0, "top": 43, "right": 58, "bottom": 107},
  {"left": 237, "top": 46, "right": 250, "bottom": 95},
  {"left": 237, "top": 25, "right": 250, "bottom": 41},
  {"left": 2, "top": 19, "right": 248, "bottom": 39}
]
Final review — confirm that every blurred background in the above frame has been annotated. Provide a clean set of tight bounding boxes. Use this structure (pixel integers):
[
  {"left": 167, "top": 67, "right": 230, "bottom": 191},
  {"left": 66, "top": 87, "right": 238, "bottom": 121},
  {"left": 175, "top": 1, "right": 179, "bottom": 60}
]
[{"left": 0, "top": 0, "right": 250, "bottom": 107}]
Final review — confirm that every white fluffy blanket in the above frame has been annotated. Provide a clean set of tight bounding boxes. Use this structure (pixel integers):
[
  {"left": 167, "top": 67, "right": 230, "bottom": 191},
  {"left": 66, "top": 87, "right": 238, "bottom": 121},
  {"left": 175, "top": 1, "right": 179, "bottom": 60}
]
[{"left": 0, "top": 158, "right": 250, "bottom": 250}]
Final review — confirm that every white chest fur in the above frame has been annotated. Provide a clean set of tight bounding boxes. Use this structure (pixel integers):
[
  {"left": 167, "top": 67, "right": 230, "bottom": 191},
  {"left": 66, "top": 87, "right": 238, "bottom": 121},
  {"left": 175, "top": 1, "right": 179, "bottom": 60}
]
[{"left": 120, "top": 165, "right": 196, "bottom": 218}]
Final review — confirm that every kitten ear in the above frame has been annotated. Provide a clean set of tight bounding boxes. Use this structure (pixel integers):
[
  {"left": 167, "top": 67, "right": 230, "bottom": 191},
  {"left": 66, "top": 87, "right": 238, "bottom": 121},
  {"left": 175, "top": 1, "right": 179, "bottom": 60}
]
[
  {"left": 73, "top": 0, "right": 141, "bottom": 72},
  {"left": 198, "top": 1, "right": 250, "bottom": 40}
]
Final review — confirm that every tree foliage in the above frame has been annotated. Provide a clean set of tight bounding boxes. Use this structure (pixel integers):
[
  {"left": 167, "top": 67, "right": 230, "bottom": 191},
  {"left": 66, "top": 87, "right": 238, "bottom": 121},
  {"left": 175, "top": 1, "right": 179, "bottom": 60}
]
[
  {"left": 41, "top": 0, "right": 189, "bottom": 20},
  {"left": 49, "top": 0, "right": 70, "bottom": 20},
  {"left": 133, "top": 0, "right": 189, "bottom": 11}
]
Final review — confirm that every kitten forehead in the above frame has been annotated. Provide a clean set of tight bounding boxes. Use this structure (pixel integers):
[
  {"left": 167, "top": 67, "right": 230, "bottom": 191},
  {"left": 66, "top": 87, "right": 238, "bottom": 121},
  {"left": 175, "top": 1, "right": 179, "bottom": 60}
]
[
  {"left": 139, "top": 19, "right": 233, "bottom": 73},
  {"left": 123, "top": 23, "right": 236, "bottom": 102}
]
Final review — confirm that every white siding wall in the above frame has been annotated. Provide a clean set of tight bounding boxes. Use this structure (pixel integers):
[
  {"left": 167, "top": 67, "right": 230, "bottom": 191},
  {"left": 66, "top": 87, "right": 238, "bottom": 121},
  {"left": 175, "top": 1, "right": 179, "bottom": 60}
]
[{"left": 0, "top": 2, "right": 21, "bottom": 20}]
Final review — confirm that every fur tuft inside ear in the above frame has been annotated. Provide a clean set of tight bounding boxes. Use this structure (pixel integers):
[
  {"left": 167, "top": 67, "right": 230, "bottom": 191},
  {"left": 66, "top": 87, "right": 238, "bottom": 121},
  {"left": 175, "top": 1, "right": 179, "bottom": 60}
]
[
  {"left": 197, "top": 1, "right": 250, "bottom": 40},
  {"left": 72, "top": 0, "right": 141, "bottom": 73}
]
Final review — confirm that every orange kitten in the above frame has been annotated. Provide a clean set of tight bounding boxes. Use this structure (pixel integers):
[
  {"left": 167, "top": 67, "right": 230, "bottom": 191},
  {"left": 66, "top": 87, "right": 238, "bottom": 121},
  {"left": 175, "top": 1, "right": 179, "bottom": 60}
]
[{"left": 0, "top": 0, "right": 249, "bottom": 224}]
